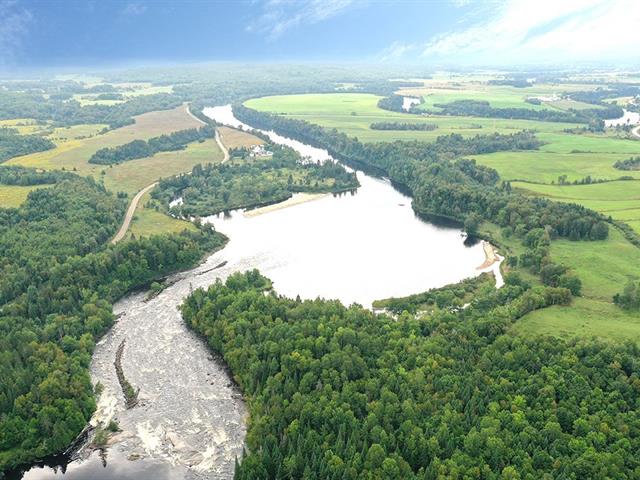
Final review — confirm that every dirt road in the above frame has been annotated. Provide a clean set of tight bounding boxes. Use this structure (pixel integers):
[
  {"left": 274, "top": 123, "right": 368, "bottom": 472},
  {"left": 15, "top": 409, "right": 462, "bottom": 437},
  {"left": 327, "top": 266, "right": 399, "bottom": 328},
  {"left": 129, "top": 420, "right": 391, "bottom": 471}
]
[{"left": 111, "top": 182, "right": 158, "bottom": 244}]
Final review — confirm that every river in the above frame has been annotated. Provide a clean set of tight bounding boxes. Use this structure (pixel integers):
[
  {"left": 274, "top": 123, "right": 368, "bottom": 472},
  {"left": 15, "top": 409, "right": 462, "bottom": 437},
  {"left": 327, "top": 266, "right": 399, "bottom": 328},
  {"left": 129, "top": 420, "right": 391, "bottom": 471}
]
[
  {"left": 12, "top": 105, "right": 488, "bottom": 480},
  {"left": 604, "top": 108, "right": 640, "bottom": 128}
]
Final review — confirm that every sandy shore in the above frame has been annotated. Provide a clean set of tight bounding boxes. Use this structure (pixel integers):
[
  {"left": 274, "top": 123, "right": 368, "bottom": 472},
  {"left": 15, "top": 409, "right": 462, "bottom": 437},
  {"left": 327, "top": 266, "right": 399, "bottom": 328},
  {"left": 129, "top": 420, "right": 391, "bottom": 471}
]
[
  {"left": 244, "top": 192, "right": 328, "bottom": 217},
  {"left": 476, "top": 240, "right": 499, "bottom": 270}
]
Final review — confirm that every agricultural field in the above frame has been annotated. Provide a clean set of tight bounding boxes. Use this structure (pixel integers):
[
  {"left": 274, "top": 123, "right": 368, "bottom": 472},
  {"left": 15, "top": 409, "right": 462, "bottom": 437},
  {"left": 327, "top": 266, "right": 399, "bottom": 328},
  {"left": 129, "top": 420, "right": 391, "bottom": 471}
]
[
  {"left": 245, "top": 92, "right": 579, "bottom": 143},
  {"left": 102, "top": 138, "right": 223, "bottom": 195},
  {"left": 0, "top": 184, "right": 49, "bottom": 208},
  {"left": 218, "top": 126, "right": 264, "bottom": 148},
  {"left": 7, "top": 104, "right": 202, "bottom": 175},
  {"left": 512, "top": 180, "right": 640, "bottom": 233}
]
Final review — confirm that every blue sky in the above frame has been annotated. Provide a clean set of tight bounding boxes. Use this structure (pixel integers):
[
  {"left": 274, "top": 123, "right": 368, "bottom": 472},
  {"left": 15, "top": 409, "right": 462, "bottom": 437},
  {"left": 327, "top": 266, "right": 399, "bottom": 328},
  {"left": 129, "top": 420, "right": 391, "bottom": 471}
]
[{"left": 1, "top": 0, "right": 638, "bottom": 68}]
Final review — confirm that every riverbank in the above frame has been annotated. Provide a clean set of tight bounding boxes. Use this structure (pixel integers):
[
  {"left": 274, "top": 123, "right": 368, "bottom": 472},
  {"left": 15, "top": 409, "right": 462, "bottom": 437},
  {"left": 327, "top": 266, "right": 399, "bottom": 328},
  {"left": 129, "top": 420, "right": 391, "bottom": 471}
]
[
  {"left": 476, "top": 240, "right": 499, "bottom": 270},
  {"left": 244, "top": 192, "right": 327, "bottom": 217}
]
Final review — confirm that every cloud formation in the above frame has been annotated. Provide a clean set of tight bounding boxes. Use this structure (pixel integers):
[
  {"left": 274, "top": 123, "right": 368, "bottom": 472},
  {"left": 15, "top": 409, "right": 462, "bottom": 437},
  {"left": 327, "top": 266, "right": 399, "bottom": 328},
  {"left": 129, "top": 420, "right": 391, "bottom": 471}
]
[
  {"left": 122, "top": 2, "right": 147, "bottom": 16},
  {"left": 0, "top": 0, "right": 32, "bottom": 64},
  {"left": 248, "top": 0, "right": 359, "bottom": 39},
  {"left": 382, "top": 0, "right": 640, "bottom": 64}
]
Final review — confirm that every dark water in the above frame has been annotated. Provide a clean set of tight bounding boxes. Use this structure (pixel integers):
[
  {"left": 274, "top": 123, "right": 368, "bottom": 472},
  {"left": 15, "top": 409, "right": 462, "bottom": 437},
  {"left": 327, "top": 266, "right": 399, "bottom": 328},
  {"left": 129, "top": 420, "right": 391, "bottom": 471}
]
[{"left": 11, "top": 105, "right": 488, "bottom": 480}]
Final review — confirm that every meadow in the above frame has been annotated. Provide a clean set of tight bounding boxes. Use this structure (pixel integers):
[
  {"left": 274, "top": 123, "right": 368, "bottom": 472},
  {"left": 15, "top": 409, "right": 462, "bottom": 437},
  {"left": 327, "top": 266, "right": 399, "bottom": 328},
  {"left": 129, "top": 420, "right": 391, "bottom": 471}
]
[
  {"left": 0, "top": 184, "right": 49, "bottom": 208},
  {"left": 245, "top": 92, "right": 579, "bottom": 143}
]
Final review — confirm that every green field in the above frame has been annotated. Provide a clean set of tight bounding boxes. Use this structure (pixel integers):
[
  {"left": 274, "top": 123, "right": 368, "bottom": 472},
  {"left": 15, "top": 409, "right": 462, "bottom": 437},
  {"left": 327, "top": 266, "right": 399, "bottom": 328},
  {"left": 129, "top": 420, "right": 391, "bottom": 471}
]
[
  {"left": 7, "top": 105, "right": 201, "bottom": 175},
  {"left": 512, "top": 297, "right": 640, "bottom": 343},
  {"left": 0, "top": 184, "right": 49, "bottom": 208},
  {"left": 127, "top": 191, "right": 196, "bottom": 239},
  {"left": 511, "top": 180, "right": 640, "bottom": 234},
  {"left": 245, "top": 93, "right": 580, "bottom": 143}
]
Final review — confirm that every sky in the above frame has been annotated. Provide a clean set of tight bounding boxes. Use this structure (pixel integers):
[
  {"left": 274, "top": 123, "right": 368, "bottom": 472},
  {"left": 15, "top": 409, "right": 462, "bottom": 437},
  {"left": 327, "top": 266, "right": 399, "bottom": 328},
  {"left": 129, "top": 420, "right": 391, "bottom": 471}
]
[{"left": 0, "top": 0, "right": 639, "bottom": 68}]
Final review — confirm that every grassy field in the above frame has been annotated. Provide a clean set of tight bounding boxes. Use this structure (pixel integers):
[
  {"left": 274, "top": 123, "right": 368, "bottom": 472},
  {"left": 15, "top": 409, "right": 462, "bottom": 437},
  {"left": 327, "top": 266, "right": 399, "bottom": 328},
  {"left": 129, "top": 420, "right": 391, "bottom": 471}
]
[
  {"left": 127, "top": 191, "right": 196, "bottom": 239},
  {"left": 245, "top": 93, "right": 579, "bottom": 143},
  {"left": 102, "top": 138, "right": 223, "bottom": 195},
  {"left": 7, "top": 104, "right": 201, "bottom": 175},
  {"left": 219, "top": 126, "right": 264, "bottom": 148},
  {"left": 0, "top": 184, "right": 49, "bottom": 208},
  {"left": 512, "top": 180, "right": 640, "bottom": 232},
  {"left": 512, "top": 297, "right": 640, "bottom": 343}
]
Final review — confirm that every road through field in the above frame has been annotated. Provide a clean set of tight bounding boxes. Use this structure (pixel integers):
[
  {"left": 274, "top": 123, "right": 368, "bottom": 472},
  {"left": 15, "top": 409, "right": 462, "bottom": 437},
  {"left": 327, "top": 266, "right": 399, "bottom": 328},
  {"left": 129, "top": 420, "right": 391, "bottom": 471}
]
[
  {"left": 111, "top": 182, "right": 158, "bottom": 243},
  {"left": 216, "top": 128, "right": 230, "bottom": 162}
]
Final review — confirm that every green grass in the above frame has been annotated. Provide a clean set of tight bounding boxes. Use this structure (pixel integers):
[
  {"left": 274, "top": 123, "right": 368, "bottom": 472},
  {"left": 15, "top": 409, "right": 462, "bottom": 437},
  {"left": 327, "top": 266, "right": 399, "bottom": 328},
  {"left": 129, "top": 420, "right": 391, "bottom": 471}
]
[
  {"left": 512, "top": 180, "right": 640, "bottom": 233},
  {"left": 102, "top": 137, "right": 223, "bottom": 195},
  {"left": 513, "top": 297, "right": 640, "bottom": 344},
  {"left": 127, "top": 192, "right": 196, "bottom": 238},
  {"left": 245, "top": 93, "right": 579, "bottom": 143},
  {"left": 0, "top": 184, "right": 50, "bottom": 208}
]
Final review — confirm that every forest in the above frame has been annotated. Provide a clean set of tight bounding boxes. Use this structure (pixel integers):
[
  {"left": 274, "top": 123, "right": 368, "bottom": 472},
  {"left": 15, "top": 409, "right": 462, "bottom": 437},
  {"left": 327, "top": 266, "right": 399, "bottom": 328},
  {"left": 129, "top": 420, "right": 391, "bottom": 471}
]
[
  {"left": 181, "top": 270, "right": 640, "bottom": 479},
  {"left": 153, "top": 144, "right": 358, "bottom": 217},
  {"left": 0, "top": 174, "right": 226, "bottom": 470},
  {"left": 88, "top": 126, "right": 214, "bottom": 165},
  {"left": 0, "top": 128, "right": 55, "bottom": 163}
]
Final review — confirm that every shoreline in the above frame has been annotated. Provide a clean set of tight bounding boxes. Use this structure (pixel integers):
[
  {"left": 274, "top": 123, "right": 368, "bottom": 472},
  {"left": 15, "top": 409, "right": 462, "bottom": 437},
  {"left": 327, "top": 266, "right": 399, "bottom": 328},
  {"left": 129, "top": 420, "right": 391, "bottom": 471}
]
[
  {"left": 244, "top": 192, "right": 328, "bottom": 217},
  {"left": 476, "top": 240, "right": 499, "bottom": 270}
]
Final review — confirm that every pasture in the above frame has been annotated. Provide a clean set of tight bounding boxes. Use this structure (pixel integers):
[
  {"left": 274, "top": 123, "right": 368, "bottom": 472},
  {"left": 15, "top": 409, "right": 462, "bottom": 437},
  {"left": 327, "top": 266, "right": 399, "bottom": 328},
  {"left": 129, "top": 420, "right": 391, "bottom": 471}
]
[
  {"left": 0, "top": 184, "right": 49, "bottom": 208},
  {"left": 245, "top": 93, "right": 579, "bottom": 143},
  {"left": 7, "top": 105, "right": 202, "bottom": 176}
]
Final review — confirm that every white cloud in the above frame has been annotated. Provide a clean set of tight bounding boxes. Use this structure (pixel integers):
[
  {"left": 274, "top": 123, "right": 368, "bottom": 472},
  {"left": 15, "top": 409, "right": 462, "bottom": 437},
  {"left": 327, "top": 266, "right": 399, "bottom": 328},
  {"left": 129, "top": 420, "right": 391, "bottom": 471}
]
[
  {"left": 122, "top": 2, "right": 147, "bottom": 16},
  {"left": 248, "top": 0, "right": 360, "bottom": 39},
  {"left": 382, "top": 0, "right": 640, "bottom": 64},
  {"left": 0, "top": 0, "right": 32, "bottom": 64}
]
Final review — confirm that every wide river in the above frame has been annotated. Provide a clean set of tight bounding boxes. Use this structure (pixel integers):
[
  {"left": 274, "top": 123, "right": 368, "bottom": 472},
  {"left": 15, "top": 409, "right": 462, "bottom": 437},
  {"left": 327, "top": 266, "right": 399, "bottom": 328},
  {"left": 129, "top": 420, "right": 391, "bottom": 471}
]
[{"left": 13, "top": 106, "right": 486, "bottom": 480}]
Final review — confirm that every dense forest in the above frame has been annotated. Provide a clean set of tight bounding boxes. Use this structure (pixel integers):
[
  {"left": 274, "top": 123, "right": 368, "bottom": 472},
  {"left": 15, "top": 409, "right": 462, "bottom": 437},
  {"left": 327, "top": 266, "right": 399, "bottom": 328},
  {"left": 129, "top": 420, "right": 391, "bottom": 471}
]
[
  {"left": 370, "top": 122, "right": 437, "bottom": 131},
  {"left": 153, "top": 144, "right": 358, "bottom": 217},
  {"left": 0, "top": 176, "right": 226, "bottom": 470},
  {"left": 182, "top": 270, "right": 640, "bottom": 479},
  {"left": 0, "top": 128, "right": 55, "bottom": 163},
  {"left": 88, "top": 126, "right": 214, "bottom": 165}
]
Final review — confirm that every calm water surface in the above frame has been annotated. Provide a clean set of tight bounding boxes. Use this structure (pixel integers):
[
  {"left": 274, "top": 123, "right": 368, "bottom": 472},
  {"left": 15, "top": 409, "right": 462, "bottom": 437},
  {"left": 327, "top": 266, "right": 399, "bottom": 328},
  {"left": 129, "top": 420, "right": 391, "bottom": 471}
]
[{"left": 13, "top": 105, "right": 485, "bottom": 480}]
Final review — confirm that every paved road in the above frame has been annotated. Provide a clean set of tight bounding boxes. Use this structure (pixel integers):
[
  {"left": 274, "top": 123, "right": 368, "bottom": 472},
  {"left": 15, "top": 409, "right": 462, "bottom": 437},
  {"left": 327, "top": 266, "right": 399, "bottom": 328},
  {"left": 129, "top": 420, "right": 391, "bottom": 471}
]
[
  {"left": 111, "top": 182, "right": 158, "bottom": 244},
  {"left": 632, "top": 125, "right": 640, "bottom": 139}
]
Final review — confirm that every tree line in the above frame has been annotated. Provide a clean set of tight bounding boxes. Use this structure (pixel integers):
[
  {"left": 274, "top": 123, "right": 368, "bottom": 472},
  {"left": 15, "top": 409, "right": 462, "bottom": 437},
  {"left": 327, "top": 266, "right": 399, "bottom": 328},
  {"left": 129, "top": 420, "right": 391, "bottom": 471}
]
[
  {"left": 88, "top": 126, "right": 214, "bottom": 165},
  {"left": 614, "top": 156, "right": 640, "bottom": 171},
  {"left": 431, "top": 99, "right": 622, "bottom": 124},
  {"left": 0, "top": 127, "right": 55, "bottom": 163},
  {"left": 0, "top": 166, "right": 76, "bottom": 185},
  {"left": 181, "top": 270, "right": 640, "bottom": 479},
  {"left": 370, "top": 122, "right": 437, "bottom": 131}
]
